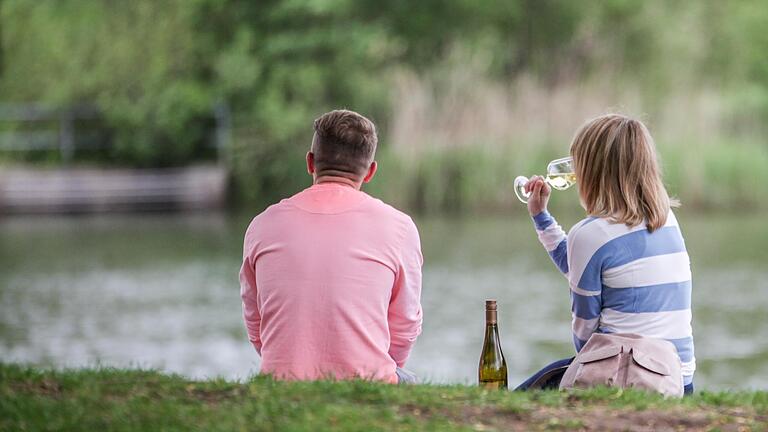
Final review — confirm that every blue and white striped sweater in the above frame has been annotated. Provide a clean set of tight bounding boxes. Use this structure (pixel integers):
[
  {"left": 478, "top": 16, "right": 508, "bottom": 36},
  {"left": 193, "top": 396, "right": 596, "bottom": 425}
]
[{"left": 533, "top": 210, "right": 696, "bottom": 385}]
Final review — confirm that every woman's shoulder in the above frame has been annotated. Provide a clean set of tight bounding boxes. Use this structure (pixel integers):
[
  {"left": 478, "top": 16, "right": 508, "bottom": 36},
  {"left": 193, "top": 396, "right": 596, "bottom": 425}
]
[
  {"left": 665, "top": 209, "right": 680, "bottom": 228},
  {"left": 567, "top": 214, "right": 649, "bottom": 247},
  {"left": 568, "top": 216, "right": 609, "bottom": 241},
  {"left": 565, "top": 216, "right": 616, "bottom": 258},
  {"left": 569, "top": 209, "right": 682, "bottom": 244},
  {"left": 569, "top": 216, "right": 600, "bottom": 234}
]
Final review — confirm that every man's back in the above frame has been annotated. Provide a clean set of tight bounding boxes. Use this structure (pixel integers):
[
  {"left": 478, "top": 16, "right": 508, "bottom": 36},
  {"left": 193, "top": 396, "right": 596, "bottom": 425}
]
[{"left": 240, "top": 182, "right": 423, "bottom": 382}]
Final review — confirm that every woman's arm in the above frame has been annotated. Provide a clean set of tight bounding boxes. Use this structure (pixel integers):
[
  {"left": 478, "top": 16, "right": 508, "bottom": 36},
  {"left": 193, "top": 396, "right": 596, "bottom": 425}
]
[
  {"left": 526, "top": 176, "right": 601, "bottom": 351},
  {"left": 532, "top": 211, "right": 569, "bottom": 275},
  {"left": 526, "top": 176, "right": 568, "bottom": 275}
]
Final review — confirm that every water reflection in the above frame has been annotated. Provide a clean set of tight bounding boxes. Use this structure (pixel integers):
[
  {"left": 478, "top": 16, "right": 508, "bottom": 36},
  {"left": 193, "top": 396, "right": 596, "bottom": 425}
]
[{"left": 0, "top": 211, "right": 766, "bottom": 389}]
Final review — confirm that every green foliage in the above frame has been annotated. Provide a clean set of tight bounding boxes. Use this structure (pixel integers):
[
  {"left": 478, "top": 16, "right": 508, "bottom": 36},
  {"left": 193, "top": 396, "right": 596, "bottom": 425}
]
[
  {"left": 659, "top": 140, "right": 768, "bottom": 211},
  {"left": 1, "top": 1, "right": 768, "bottom": 208},
  {"left": 1, "top": 364, "right": 766, "bottom": 431},
  {"left": 0, "top": 1, "right": 216, "bottom": 166}
]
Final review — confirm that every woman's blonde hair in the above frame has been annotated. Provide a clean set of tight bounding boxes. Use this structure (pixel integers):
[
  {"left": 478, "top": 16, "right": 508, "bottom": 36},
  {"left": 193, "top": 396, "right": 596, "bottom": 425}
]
[{"left": 570, "top": 114, "right": 678, "bottom": 232}]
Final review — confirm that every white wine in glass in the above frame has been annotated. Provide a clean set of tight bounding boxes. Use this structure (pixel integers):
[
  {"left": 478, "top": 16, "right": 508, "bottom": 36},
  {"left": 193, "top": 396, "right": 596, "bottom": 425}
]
[{"left": 514, "top": 156, "right": 575, "bottom": 204}]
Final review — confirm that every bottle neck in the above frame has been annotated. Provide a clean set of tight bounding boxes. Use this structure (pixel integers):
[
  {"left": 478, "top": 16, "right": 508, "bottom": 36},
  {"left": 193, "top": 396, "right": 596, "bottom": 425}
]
[
  {"left": 485, "top": 309, "right": 497, "bottom": 325},
  {"left": 484, "top": 321, "right": 499, "bottom": 334},
  {"left": 482, "top": 316, "right": 503, "bottom": 357},
  {"left": 484, "top": 309, "right": 500, "bottom": 344}
]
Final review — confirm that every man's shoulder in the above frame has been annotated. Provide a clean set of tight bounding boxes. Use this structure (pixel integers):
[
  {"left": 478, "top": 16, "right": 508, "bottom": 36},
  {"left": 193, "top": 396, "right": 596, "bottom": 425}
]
[
  {"left": 262, "top": 197, "right": 294, "bottom": 215},
  {"left": 363, "top": 194, "right": 416, "bottom": 226},
  {"left": 246, "top": 198, "right": 293, "bottom": 231}
]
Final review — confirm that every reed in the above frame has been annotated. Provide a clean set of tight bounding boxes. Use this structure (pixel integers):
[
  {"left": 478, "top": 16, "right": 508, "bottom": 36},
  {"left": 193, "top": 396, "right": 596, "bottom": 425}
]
[{"left": 367, "top": 60, "right": 768, "bottom": 213}]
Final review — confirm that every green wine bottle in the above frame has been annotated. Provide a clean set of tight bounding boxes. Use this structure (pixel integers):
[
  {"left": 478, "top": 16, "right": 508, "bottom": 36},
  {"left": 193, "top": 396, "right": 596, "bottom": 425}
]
[{"left": 478, "top": 299, "right": 508, "bottom": 390}]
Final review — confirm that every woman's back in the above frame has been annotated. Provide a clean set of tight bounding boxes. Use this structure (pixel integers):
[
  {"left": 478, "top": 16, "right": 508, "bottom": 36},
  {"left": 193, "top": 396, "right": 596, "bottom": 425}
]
[{"left": 566, "top": 210, "right": 695, "bottom": 386}]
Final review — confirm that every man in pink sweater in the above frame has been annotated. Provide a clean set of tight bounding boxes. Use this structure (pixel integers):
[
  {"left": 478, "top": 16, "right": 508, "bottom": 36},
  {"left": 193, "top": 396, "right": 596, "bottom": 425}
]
[{"left": 239, "top": 109, "right": 423, "bottom": 383}]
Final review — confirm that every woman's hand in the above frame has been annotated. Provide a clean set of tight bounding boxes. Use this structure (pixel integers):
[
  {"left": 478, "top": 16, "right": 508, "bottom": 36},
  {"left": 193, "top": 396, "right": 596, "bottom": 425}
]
[{"left": 526, "top": 175, "right": 551, "bottom": 217}]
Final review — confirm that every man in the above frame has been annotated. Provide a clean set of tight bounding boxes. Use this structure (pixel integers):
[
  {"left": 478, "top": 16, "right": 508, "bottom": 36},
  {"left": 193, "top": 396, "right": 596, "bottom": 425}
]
[{"left": 239, "top": 109, "right": 423, "bottom": 383}]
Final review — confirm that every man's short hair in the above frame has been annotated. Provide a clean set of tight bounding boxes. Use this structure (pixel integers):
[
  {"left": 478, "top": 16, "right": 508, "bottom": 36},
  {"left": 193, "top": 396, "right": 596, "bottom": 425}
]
[{"left": 312, "top": 110, "right": 377, "bottom": 178}]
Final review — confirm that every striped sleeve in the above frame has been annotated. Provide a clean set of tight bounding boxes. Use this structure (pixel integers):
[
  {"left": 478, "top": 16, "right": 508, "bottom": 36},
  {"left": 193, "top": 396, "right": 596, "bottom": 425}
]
[
  {"left": 532, "top": 211, "right": 569, "bottom": 275},
  {"left": 532, "top": 212, "right": 602, "bottom": 350}
]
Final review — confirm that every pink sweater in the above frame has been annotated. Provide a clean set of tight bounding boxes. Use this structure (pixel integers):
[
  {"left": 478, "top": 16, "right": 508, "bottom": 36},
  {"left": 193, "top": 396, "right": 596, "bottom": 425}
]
[{"left": 239, "top": 182, "right": 423, "bottom": 382}]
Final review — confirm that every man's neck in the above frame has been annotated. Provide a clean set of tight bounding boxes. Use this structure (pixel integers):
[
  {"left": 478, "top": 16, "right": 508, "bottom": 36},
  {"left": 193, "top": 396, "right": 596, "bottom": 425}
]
[{"left": 314, "top": 175, "right": 362, "bottom": 190}]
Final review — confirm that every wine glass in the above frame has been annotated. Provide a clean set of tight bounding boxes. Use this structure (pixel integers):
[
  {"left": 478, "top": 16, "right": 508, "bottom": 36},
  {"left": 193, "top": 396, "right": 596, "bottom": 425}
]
[{"left": 514, "top": 156, "right": 576, "bottom": 204}]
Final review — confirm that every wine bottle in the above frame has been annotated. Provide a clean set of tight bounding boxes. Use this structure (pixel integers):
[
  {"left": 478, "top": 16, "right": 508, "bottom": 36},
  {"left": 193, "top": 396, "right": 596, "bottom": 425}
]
[{"left": 478, "top": 299, "right": 508, "bottom": 390}]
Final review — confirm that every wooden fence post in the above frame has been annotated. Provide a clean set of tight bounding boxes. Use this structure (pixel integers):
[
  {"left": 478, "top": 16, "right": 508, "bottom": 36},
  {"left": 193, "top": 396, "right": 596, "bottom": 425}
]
[
  {"left": 213, "top": 101, "right": 232, "bottom": 167},
  {"left": 59, "top": 109, "right": 75, "bottom": 164}
]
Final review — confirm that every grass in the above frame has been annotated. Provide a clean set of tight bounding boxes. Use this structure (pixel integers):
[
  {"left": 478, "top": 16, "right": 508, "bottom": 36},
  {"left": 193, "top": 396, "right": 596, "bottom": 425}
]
[{"left": 1, "top": 363, "right": 766, "bottom": 431}]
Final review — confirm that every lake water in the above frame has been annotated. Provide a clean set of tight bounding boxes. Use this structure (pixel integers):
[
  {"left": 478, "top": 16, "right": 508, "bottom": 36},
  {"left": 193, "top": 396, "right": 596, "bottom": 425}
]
[{"left": 1, "top": 210, "right": 766, "bottom": 389}]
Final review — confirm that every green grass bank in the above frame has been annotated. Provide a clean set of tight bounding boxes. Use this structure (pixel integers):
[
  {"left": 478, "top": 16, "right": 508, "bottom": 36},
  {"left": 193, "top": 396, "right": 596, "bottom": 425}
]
[{"left": 1, "top": 364, "right": 766, "bottom": 431}]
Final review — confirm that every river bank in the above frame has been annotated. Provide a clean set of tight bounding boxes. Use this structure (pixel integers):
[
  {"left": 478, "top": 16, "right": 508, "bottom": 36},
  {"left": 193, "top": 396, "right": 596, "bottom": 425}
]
[{"left": 1, "top": 364, "right": 766, "bottom": 431}]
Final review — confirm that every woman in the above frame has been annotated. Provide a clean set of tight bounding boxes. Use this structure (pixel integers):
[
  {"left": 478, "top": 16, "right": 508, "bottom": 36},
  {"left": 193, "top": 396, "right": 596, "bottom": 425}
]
[{"left": 516, "top": 114, "right": 695, "bottom": 394}]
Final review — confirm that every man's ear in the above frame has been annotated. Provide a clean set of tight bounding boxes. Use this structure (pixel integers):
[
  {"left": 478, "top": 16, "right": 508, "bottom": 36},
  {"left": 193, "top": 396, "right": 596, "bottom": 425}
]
[
  {"left": 306, "top": 152, "right": 315, "bottom": 175},
  {"left": 362, "top": 161, "right": 377, "bottom": 183}
]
